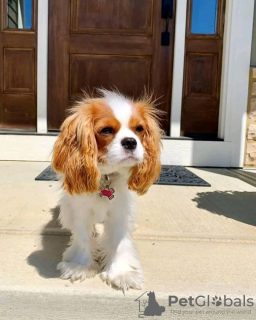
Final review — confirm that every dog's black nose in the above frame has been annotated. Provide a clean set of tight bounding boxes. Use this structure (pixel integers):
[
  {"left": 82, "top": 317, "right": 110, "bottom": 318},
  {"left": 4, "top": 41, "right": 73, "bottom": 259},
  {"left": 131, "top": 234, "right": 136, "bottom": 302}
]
[{"left": 121, "top": 138, "right": 137, "bottom": 150}]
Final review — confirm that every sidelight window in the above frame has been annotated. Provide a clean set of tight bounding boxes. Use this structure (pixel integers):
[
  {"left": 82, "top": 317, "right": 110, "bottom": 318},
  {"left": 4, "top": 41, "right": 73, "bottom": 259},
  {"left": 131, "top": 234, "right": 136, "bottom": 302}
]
[{"left": 7, "top": 0, "right": 32, "bottom": 29}]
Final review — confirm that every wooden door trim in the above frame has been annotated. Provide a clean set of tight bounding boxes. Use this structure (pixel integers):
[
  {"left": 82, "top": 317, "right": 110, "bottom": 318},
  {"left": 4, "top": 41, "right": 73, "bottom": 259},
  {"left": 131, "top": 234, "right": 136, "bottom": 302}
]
[
  {"left": 151, "top": 0, "right": 176, "bottom": 134},
  {"left": 48, "top": 0, "right": 70, "bottom": 130}
]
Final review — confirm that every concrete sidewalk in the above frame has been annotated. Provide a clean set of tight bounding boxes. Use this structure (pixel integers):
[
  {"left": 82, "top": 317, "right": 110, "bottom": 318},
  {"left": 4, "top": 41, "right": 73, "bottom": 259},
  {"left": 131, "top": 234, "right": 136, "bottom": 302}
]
[{"left": 1, "top": 161, "right": 256, "bottom": 319}]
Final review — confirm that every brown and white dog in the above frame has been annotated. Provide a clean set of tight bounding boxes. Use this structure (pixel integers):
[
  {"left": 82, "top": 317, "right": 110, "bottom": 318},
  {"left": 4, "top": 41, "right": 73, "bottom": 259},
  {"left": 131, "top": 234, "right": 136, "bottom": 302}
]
[{"left": 52, "top": 89, "right": 162, "bottom": 292}]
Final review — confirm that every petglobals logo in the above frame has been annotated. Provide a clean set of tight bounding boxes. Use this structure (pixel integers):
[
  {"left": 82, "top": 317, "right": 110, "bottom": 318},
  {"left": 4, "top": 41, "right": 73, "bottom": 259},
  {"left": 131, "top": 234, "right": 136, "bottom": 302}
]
[
  {"left": 168, "top": 295, "right": 254, "bottom": 308},
  {"left": 135, "top": 292, "right": 254, "bottom": 318},
  {"left": 135, "top": 291, "right": 165, "bottom": 317}
]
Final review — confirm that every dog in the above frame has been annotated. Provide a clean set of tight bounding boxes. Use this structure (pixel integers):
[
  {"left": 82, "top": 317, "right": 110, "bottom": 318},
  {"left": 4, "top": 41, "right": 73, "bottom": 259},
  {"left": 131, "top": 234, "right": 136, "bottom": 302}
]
[
  {"left": 52, "top": 89, "right": 162, "bottom": 292},
  {"left": 144, "top": 292, "right": 165, "bottom": 316}
]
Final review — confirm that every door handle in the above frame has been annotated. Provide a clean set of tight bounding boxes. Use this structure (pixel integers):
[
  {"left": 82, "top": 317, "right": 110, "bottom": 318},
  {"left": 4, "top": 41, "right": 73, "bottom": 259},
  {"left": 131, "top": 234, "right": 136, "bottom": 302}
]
[
  {"left": 162, "top": 0, "right": 173, "bottom": 19},
  {"left": 161, "top": 0, "right": 173, "bottom": 46}
]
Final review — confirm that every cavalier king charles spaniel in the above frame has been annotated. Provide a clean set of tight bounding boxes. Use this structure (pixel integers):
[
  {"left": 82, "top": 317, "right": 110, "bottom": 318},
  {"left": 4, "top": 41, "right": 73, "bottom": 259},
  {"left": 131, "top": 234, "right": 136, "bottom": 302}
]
[{"left": 52, "top": 89, "right": 162, "bottom": 292}]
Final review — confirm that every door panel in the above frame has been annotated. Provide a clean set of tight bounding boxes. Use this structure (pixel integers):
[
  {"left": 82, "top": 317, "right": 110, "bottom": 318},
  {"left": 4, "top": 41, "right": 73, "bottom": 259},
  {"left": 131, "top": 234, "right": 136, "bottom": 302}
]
[
  {"left": 2, "top": 94, "right": 35, "bottom": 129},
  {"left": 0, "top": 0, "right": 37, "bottom": 130},
  {"left": 48, "top": 0, "right": 176, "bottom": 133},
  {"left": 4, "top": 48, "right": 35, "bottom": 93},
  {"left": 69, "top": 54, "right": 151, "bottom": 98},
  {"left": 181, "top": 0, "right": 225, "bottom": 137},
  {"left": 71, "top": 0, "right": 153, "bottom": 34},
  {"left": 184, "top": 53, "right": 218, "bottom": 97}
]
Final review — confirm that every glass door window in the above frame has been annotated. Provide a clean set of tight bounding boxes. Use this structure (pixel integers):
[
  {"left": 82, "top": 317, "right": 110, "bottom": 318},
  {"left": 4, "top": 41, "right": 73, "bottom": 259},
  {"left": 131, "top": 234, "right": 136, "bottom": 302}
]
[
  {"left": 7, "top": 0, "right": 32, "bottom": 29},
  {"left": 191, "top": 0, "right": 218, "bottom": 35}
]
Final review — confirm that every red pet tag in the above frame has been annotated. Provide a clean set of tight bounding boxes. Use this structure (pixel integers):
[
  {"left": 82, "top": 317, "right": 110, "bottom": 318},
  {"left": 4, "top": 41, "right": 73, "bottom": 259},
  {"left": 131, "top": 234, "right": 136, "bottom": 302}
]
[{"left": 100, "top": 185, "right": 115, "bottom": 200}]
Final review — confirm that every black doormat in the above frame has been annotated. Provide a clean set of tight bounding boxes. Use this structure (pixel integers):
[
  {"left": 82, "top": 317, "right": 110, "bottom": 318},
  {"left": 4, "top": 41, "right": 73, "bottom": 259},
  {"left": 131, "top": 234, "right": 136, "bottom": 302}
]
[
  {"left": 35, "top": 166, "right": 58, "bottom": 181},
  {"left": 35, "top": 165, "right": 210, "bottom": 187},
  {"left": 157, "top": 165, "right": 210, "bottom": 186}
]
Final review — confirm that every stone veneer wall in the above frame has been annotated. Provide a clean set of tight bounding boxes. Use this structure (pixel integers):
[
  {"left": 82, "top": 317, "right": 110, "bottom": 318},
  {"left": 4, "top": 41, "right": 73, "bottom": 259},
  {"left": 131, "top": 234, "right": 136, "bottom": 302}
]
[{"left": 244, "top": 68, "right": 256, "bottom": 166}]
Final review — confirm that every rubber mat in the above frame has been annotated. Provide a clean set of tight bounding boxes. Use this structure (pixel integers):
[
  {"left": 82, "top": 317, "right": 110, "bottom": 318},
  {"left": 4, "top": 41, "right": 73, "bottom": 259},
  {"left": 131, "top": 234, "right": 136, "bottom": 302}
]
[{"left": 35, "top": 165, "right": 210, "bottom": 187}]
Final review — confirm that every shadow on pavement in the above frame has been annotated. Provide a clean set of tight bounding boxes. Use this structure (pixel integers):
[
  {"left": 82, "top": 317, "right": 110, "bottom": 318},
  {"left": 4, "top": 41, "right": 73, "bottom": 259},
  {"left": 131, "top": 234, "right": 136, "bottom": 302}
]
[
  {"left": 193, "top": 167, "right": 256, "bottom": 188},
  {"left": 193, "top": 191, "right": 256, "bottom": 226},
  {"left": 26, "top": 206, "right": 70, "bottom": 278}
]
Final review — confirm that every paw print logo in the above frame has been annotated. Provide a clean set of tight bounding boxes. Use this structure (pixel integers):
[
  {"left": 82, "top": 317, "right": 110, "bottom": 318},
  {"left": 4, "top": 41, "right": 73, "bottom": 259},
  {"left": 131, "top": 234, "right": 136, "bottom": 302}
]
[{"left": 212, "top": 296, "right": 222, "bottom": 307}]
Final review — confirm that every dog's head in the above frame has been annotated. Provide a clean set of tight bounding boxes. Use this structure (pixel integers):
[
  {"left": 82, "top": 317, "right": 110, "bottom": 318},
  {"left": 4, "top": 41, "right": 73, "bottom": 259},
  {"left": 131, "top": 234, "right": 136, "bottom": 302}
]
[
  {"left": 52, "top": 90, "right": 163, "bottom": 195},
  {"left": 147, "top": 291, "right": 155, "bottom": 298}
]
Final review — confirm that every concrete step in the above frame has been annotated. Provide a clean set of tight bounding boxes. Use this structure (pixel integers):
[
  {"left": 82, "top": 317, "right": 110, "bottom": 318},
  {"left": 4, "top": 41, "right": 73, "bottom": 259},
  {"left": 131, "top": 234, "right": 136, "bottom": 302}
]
[{"left": 0, "top": 233, "right": 256, "bottom": 320}]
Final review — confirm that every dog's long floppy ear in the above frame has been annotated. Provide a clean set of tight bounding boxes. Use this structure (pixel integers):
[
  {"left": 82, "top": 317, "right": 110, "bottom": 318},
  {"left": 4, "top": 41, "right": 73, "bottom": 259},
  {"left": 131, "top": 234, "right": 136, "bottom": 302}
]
[
  {"left": 52, "top": 107, "right": 100, "bottom": 195},
  {"left": 128, "top": 100, "right": 163, "bottom": 195}
]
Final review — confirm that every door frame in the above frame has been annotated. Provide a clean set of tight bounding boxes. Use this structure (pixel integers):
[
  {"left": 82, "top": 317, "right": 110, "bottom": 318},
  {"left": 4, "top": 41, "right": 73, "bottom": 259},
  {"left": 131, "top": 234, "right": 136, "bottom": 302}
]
[
  {"left": 0, "top": 0, "right": 254, "bottom": 167},
  {"left": 37, "top": 0, "right": 48, "bottom": 133}
]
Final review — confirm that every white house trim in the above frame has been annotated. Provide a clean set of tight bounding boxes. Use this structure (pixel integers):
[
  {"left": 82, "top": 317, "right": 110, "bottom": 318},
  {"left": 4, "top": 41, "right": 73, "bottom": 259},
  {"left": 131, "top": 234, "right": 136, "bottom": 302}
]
[
  {"left": 0, "top": 135, "right": 55, "bottom": 162},
  {"left": 218, "top": 0, "right": 255, "bottom": 166},
  {"left": 170, "top": 0, "right": 187, "bottom": 137},
  {"left": 218, "top": 0, "right": 233, "bottom": 140},
  {"left": 0, "top": 0, "right": 254, "bottom": 167},
  {"left": 0, "top": 135, "right": 231, "bottom": 166},
  {"left": 37, "top": 0, "right": 48, "bottom": 134}
]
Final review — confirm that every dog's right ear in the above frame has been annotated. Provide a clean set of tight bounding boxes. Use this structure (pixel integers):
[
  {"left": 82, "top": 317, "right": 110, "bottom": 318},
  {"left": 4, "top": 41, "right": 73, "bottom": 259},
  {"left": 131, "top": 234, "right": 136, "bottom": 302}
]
[{"left": 52, "top": 107, "right": 100, "bottom": 195}]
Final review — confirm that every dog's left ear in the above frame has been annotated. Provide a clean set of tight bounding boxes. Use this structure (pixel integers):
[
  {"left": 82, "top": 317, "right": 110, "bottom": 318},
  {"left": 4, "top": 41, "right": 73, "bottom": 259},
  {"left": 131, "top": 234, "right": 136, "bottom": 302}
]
[
  {"left": 128, "top": 102, "right": 163, "bottom": 195},
  {"left": 52, "top": 106, "right": 100, "bottom": 195}
]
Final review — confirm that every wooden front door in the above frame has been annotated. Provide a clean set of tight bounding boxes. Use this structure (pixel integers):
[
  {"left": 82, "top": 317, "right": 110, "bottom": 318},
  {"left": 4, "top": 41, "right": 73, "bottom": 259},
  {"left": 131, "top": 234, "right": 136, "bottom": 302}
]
[
  {"left": 48, "top": 0, "right": 176, "bottom": 134},
  {"left": 181, "top": 0, "right": 226, "bottom": 138},
  {"left": 0, "top": 0, "right": 37, "bottom": 130}
]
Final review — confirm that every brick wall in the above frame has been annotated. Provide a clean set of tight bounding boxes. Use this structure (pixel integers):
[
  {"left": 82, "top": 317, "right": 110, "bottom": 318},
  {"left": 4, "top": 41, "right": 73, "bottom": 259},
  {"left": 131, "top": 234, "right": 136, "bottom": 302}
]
[{"left": 244, "top": 68, "right": 256, "bottom": 166}]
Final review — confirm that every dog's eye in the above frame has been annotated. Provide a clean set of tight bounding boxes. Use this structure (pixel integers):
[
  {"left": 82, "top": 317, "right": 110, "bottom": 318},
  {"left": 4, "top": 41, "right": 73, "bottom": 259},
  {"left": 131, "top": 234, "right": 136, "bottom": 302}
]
[
  {"left": 135, "top": 126, "right": 144, "bottom": 133},
  {"left": 100, "top": 127, "right": 114, "bottom": 135}
]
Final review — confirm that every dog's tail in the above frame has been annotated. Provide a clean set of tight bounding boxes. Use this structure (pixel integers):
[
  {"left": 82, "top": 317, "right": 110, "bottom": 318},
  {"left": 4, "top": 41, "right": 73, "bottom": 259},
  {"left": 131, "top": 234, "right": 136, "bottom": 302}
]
[{"left": 160, "top": 306, "right": 165, "bottom": 312}]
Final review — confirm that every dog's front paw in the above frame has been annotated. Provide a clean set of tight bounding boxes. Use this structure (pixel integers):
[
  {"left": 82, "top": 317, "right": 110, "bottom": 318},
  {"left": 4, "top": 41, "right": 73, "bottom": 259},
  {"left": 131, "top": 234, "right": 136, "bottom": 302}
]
[
  {"left": 100, "top": 265, "right": 144, "bottom": 292},
  {"left": 57, "top": 261, "right": 99, "bottom": 282}
]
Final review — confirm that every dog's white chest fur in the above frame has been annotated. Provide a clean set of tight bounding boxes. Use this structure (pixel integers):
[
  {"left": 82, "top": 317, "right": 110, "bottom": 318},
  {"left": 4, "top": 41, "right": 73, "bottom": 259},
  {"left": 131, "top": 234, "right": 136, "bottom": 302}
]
[{"left": 91, "top": 195, "right": 111, "bottom": 223}]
